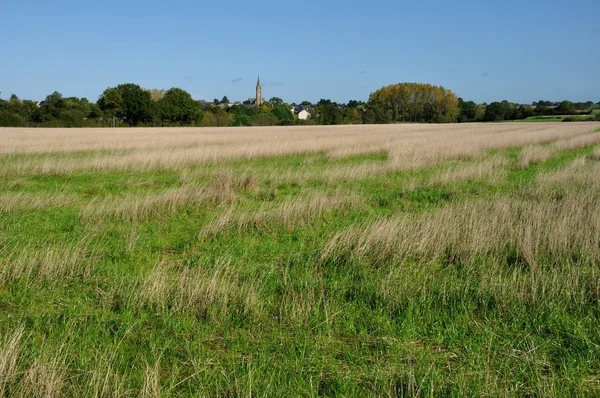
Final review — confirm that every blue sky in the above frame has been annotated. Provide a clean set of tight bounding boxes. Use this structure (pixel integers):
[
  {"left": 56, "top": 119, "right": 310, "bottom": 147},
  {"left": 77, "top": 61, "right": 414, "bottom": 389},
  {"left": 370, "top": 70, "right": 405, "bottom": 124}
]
[{"left": 1, "top": 0, "right": 599, "bottom": 104}]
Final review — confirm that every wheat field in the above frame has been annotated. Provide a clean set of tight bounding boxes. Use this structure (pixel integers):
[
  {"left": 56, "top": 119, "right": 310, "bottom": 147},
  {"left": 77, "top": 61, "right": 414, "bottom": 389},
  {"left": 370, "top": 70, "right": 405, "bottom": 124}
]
[{"left": 1, "top": 122, "right": 600, "bottom": 397}]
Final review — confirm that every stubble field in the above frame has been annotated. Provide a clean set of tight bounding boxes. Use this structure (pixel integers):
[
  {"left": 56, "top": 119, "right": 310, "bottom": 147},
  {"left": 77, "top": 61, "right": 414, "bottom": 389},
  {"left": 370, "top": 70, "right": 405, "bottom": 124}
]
[{"left": 1, "top": 122, "right": 600, "bottom": 396}]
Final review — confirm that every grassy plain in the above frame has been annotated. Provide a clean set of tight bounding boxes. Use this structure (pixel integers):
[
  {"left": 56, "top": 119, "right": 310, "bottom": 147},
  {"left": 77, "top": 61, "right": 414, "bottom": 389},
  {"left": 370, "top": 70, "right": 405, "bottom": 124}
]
[{"left": 1, "top": 122, "right": 600, "bottom": 396}]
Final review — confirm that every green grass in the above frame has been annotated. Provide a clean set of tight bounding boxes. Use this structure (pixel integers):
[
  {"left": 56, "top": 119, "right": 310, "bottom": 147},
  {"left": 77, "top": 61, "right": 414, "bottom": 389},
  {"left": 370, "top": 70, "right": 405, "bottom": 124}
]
[
  {"left": 518, "top": 115, "right": 566, "bottom": 122},
  {"left": 512, "top": 113, "right": 599, "bottom": 122},
  {"left": 1, "top": 136, "right": 600, "bottom": 396}
]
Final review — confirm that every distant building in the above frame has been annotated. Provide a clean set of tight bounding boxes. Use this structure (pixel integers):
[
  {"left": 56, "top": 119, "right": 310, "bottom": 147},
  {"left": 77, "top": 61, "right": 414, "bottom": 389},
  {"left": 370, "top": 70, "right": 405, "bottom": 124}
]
[
  {"left": 246, "top": 76, "right": 264, "bottom": 107},
  {"left": 297, "top": 109, "right": 311, "bottom": 120},
  {"left": 293, "top": 105, "right": 311, "bottom": 120},
  {"left": 255, "top": 76, "right": 263, "bottom": 107}
]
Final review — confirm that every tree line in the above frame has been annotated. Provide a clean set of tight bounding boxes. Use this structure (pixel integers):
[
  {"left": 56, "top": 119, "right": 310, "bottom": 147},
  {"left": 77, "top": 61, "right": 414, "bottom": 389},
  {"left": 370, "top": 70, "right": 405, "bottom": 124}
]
[
  {"left": 1, "top": 83, "right": 598, "bottom": 128},
  {"left": 460, "top": 99, "right": 600, "bottom": 123}
]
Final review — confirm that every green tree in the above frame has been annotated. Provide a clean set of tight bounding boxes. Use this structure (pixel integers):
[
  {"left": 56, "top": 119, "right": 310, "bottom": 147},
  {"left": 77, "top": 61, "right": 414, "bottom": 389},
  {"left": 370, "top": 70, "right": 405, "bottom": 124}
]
[
  {"left": 0, "top": 96, "right": 30, "bottom": 126},
  {"left": 157, "top": 88, "right": 203, "bottom": 126},
  {"left": 484, "top": 102, "right": 507, "bottom": 122},
  {"left": 212, "top": 107, "right": 233, "bottom": 126},
  {"left": 343, "top": 107, "right": 363, "bottom": 124},
  {"left": 314, "top": 99, "right": 343, "bottom": 125},
  {"left": 269, "top": 97, "right": 284, "bottom": 106},
  {"left": 271, "top": 104, "right": 293, "bottom": 122},
  {"left": 363, "top": 103, "right": 392, "bottom": 124},
  {"left": 221, "top": 96, "right": 229, "bottom": 104},
  {"left": 458, "top": 98, "right": 481, "bottom": 122},
  {"left": 555, "top": 101, "right": 575, "bottom": 115},
  {"left": 516, "top": 105, "right": 534, "bottom": 119},
  {"left": 43, "top": 91, "right": 66, "bottom": 119},
  {"left": 347, "top": 100, "right": 365, "bottom": 108},
  {"left": 98, "top": 87, "right": 124, "bottom": 120},
  {"left": 118, "top": 83, "right": 154, "bottom": 126}
]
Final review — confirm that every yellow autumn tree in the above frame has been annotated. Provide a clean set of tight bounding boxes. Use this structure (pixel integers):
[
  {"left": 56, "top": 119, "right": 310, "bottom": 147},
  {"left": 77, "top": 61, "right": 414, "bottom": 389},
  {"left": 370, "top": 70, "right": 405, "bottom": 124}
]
[{"left": 369, "top": 83, "right": 459, "bottom": 123}]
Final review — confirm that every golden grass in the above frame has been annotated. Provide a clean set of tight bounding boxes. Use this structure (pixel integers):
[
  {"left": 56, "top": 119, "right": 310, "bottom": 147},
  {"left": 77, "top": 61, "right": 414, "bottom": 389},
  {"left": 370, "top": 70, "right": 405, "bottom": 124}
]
[
  {"left": 80, "top": 173, "right": 248, "bottom": 221},
  {"left": 427, "top": 155, "right": 509, "bottom": 185},
  {"left": 320, "top": 189, "right": 600, "bottom": 272},
  {"left": 321, "top": 186, "right": 600, "bottom": 308},
  {"left": 0, "top": 326, "right": 24, "bottom": 397},
  {"left": 137, "top": 259, "right": 263, "bottom": 318},
  {"left": 140, "top": 361, "right": 161, "bottom": 398},
  {"left": 1, "top": 123, "right": 598, "bottom": 176},
  {"left": 0, "top": 327, "right": 70, "bottom": 398},
  {"left": 553, "top": 131, "right": 600, "bottom": 150},
  {"left": 200, "top": 191, "right": 363, "bottom": 238},
  {"left": 21, "top": 352, "right": 68, "bottom": 398},
  {"left": 0, "top": 192, "right": 77, "bottom": 213},
  {"left": 0, "top": 242, "right": 94, "bottom": 285},
  {"left": 518, "top": 145, "right": 554, "bottom": 168},
  {"left": 516, "top": 131, "right": 600, "bottom": 168}
]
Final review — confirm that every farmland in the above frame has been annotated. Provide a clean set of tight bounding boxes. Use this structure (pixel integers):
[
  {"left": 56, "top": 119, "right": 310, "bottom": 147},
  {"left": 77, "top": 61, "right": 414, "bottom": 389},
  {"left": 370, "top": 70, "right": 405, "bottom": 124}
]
[{"left": 1, "top": 122, "right": 600, "bottom": 396}]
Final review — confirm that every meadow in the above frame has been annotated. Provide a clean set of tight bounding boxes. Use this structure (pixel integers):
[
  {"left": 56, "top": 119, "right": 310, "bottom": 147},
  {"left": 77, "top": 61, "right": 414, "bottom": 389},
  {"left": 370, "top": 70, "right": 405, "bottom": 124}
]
[{"left": 1, "top": 122, "right": 600, "bottom": 396}]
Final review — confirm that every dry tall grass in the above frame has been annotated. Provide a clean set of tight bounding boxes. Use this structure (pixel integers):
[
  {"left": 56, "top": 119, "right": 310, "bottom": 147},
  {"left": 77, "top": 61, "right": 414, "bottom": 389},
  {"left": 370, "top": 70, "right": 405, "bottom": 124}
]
[
  {"left": 320, "top": 160, "right": 600, "bottom": 306},
  {"left": 137, "top": 259, "right": 263, "bottom": 318},
  {"left": 518, "top": 145, "right": 555, "bottom": 168},
  {"left": 201, "top": 191, "right": 362, "bottom": 238},
  {"left": 517, "top": 132, "right": 600, "bottom": 168},
  {"left": 0, "top": 192, "right": 77, "bottom": 213},
  {"left": 321, "top": 193, "right": 600, "bottom": 268},
  {"left": 1, "top": 123, "right": 598, "bottom": 175},
  {"left": 0, "top": 326, "right": 24, "bottom": 397},
  {"left": 0, "top": 328, "right": 70, "bottom": 398},
  {"left": 20, "top": 352, "right": 68, "bottom": 398},
  {"left": 0, "top": 243, "right": 95, "bottom": 285},
  {"left": 427, "top": 154, "right": 509, "bottom": 185},
  {"left": 81, "top": 172, "right": 251, "bottom": 221}
]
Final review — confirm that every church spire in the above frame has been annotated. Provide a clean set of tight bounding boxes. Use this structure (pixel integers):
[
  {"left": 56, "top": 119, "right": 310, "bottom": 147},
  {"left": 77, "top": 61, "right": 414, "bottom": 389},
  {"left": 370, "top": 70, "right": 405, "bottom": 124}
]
[{"left": 255, "top": 75, "right": 263, "bottom": 107}]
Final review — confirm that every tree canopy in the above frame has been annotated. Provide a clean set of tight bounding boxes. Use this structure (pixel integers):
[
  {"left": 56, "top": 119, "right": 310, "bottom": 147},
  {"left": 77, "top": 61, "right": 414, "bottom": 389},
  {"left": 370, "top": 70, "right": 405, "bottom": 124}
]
[
  {"left": 369, "top": 83, "right": 460, "bottom": 123},
  {"left": 156, "top": 88, "right": 203, "bottom": 126},
  {"left": 98, "top": 84, "right": 154, "bottom": 126}
]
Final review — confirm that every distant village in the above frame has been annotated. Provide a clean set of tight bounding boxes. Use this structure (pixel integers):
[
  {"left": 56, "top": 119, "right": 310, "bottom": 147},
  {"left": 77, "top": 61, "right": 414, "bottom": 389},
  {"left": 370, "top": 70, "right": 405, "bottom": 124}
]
[
  {"left": 197, "top": 76, "right": 313, "bottom": 121},
  {"left": 3, "top": 79, "right": 598, "bottom": 128}
]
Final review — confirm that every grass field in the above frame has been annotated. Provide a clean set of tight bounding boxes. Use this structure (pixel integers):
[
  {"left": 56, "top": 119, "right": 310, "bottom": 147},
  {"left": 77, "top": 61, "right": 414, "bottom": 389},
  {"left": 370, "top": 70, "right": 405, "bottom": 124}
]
[
  {"left": 517, "top": 114, "right": 599, "bottom": 123},
  {"left": 1, "top": 122, "right": 600, "bottom": 396}
]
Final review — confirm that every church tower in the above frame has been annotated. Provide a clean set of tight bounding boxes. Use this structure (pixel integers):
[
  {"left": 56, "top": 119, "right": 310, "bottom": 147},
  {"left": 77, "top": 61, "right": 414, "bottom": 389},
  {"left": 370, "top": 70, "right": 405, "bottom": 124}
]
[{"left": 255, "top": 76, "right": 263, "bottom": 107}]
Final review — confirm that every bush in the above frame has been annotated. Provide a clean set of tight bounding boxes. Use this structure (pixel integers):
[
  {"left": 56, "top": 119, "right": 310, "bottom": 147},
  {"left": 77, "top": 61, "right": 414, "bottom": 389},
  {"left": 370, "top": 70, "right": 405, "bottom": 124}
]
[
  {"left": 233, "top": 114, "right": 251, "bottom": 126},
  {"left": 562, "top": 116, "right": 597, "bottom": 122},
  {"left": 0, "top": 111, "right": 28, "bottom": 127}
]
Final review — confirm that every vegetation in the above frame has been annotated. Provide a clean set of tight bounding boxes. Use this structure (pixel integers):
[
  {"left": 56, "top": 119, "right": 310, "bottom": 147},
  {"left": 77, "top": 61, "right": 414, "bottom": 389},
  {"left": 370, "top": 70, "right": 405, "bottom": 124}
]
[
  {"left": 1, "top": 85, "right": 597, "bottom": 128},
  {"left": 369, "top": 83, "right": 460, "bottom": 123},
  {"left": 1, "top": 123, "right": 600, "bottom": 396}
]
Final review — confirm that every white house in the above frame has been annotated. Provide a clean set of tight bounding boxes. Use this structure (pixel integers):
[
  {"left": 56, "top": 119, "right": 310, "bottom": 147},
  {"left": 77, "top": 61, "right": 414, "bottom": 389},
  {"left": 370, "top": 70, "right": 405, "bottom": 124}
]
[{"left": 297, "top": 109, "right": 311, "bottom": 120}]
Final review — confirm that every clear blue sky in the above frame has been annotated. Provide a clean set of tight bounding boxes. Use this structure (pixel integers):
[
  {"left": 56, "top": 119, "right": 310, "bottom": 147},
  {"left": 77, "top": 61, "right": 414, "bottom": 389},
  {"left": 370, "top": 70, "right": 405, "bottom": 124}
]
[{"left": 1, "top": 0, "right": 599, "bottom": 104}]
